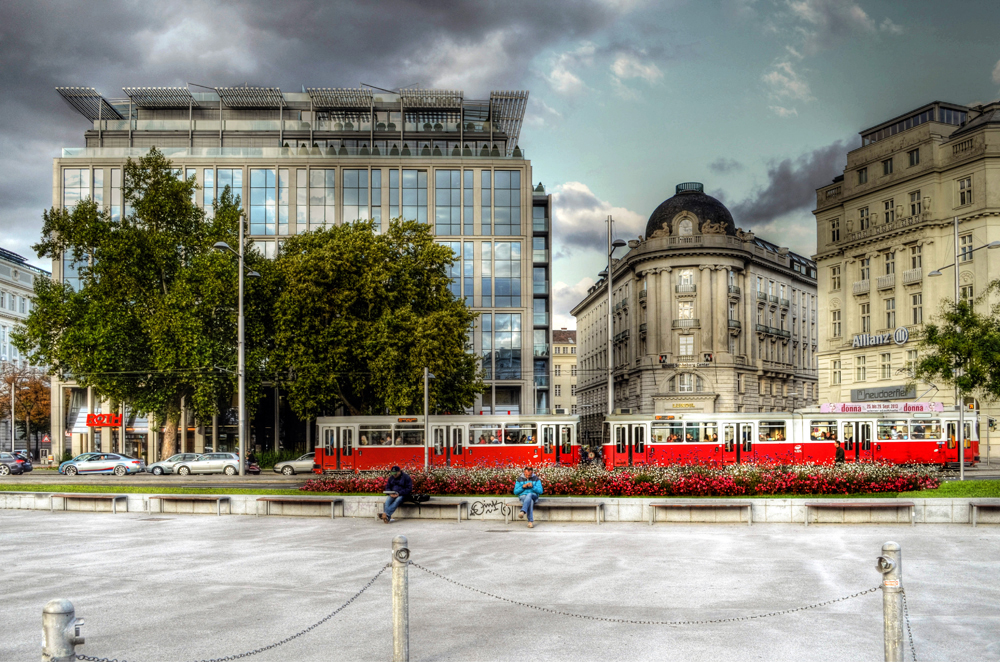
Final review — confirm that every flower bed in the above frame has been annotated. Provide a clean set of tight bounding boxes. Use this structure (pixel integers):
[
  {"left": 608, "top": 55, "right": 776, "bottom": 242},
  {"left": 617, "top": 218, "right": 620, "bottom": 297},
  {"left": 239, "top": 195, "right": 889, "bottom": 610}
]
[{"left": 301, "top": 462, "right": 941, "bottom": 497}]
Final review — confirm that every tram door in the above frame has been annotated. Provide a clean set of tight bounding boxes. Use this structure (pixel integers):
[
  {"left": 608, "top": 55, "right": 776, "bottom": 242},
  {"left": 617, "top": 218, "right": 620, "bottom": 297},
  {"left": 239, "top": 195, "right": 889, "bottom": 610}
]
[
  {"left": 431, "top": 426, "right": 447, "bottom": 467},
  {"left": 540, "top": 425, "right": 558, "bottom": 464},
  {"left": 612, "top": 424, "right": 629, "bottom": 467},
  {"left": 722, "top": 424, "right": 739, "bottom": 464},
  {"left": 612, "top": 424, "right": 646, "bottom": 466},
  {"left": 450, "top": 427, "right": 466, "bottom": 468},
  {"left": 632, "top": 426, "right": 648, "bottom": 464},
  {"left": 841, "top": 422, "right": 873, "bottom": 462},
  {"left": 945, "top": 422, "right": 973, "bottom": 464},
  {"left": 321, "top": 427, "right": 355, "bottom": 471},
  {"left": 559, "top": 425, "right": 575, "bottom": 464}
]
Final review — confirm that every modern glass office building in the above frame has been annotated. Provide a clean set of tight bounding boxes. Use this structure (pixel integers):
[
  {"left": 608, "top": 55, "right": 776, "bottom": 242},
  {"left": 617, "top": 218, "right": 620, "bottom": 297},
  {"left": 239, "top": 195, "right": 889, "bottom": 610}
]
[{"left": 49, "top": 85, "right": 552, "bottom": 461}]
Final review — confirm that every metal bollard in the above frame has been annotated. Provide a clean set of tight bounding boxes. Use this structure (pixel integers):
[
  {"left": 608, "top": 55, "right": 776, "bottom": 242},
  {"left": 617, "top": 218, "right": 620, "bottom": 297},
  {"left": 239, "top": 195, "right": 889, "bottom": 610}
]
[
  {"left": 876, "top": 541, "right": 904, "bottom": 662},
  {"left": 392, "top": 535, "right": 410, "bottom": 662},
  {"left": 42, "top": 599, "right": 85, "bottom": 662}
]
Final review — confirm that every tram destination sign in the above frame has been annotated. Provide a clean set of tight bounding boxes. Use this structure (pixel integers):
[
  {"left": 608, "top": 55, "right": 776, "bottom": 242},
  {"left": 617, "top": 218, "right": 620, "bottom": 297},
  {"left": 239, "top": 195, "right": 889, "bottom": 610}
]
[
  {"left": 820, "top": 402, "right": 944, "bottom": 414},
  {"left": 852, "top": 326, "right": 909, "bottom": 348},
  {"left": 851, "top": 385, "right": 916, "bottom": 402}
]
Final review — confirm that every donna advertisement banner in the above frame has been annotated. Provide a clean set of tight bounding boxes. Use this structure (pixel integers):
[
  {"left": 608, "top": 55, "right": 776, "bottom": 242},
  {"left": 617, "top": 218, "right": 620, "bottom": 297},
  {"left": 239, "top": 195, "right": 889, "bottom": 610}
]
[{"left": 820, "top": 402, "right": 945, "bottom": 414}]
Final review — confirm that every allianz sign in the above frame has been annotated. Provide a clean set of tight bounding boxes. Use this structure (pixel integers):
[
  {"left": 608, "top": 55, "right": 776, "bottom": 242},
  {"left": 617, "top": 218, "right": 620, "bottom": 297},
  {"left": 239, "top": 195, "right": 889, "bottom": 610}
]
[{"left": 852, "top": 327, "right": 909, "bottom": 348}]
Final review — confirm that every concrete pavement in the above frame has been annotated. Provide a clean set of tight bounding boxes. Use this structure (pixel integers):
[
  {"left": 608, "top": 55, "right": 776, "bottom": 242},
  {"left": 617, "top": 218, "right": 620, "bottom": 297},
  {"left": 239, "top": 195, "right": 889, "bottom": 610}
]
[{"left": 2, "top": 510, "right": 998, "bottom": 661}]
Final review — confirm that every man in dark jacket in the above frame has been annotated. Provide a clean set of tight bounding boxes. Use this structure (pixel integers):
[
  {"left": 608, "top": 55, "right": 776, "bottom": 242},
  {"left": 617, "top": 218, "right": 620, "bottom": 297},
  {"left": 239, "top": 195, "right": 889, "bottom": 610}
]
[
  {"left": 379, "top": 466, "right": 413, "bottom": 523},
  {"left": 834, "top": 441, "right": 845, "bottom": 464}
]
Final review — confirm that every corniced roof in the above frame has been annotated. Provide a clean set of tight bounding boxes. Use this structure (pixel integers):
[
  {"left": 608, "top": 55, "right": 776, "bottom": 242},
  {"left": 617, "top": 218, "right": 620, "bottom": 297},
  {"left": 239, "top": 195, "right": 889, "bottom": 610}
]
[
  {"left": 645, "top": 183, "right": 737, "bottom": 239},
  {"left": 553, "top": 330, "right": 576, "bottom": 344}
]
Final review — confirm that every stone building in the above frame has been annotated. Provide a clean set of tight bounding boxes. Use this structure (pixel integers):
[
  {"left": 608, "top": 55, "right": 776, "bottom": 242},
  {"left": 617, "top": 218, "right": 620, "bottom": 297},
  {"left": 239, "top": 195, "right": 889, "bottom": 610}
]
[
  {"left": 551, "top": 329, "right": 577, "bottom": 414},
  {"left": 572, "top": 183, "right": 818, "bottom": 445},
  {"left": 813, "top": 100, "right": 1000, "bottom": 453}
]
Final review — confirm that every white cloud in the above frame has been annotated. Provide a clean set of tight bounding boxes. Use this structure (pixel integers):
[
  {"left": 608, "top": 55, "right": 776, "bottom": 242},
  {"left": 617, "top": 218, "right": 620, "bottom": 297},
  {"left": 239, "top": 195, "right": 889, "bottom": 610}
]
[
  {"left": 879, "top": 18, "right": 903, "bottom": 34},
  {"left": 552, "top": 277, "right": 596, "bottom": 329},
  {"left": 762, "top": 60, "right": 813, "bottom": 102},
  {"left": 551, "top": 181, "right": 647, "bottom": 257},
  {"left": 992, "top": 59, "right": 1000, "bottom": 85},
  {"left": 609, "top": 52, "right": 663, "bottom": 99},
  {"left": 545, "top": 42, "right": 596, "bottom": 95},
  {"left": 523, "top": 97, "right": 564, "bottom": 129},
  {"left": 768, "top": 105, "right": 799, "bottom": 117}
]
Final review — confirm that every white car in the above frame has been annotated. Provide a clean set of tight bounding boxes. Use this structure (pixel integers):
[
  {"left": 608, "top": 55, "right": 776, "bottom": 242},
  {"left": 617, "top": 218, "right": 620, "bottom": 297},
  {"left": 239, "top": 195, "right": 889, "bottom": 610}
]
[
  {"left": 147, "top": 453, "right": 203, "bottom": 476},
  {"left": 174, "top": 453, "right": 241, "bottom": 476}
]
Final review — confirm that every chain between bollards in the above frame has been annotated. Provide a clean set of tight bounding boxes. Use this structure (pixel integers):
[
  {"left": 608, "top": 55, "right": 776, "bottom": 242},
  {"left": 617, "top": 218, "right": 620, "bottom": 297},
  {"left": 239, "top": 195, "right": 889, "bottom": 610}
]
[{"left": 392, "top": 535, "right": 410, "bottom": 662}]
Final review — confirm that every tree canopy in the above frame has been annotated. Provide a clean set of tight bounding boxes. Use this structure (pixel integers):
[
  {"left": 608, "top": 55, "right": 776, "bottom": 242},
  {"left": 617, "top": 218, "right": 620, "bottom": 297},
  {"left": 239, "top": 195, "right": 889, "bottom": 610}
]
[
  {"left": 914, "top": 282, "right": 1000, "bottom": 405},
  {"left": 271, "top": 219, "right": 483, "bottom": 417},
  {"left": 13, "top": 148, "right": 274, "bottom": 456}
]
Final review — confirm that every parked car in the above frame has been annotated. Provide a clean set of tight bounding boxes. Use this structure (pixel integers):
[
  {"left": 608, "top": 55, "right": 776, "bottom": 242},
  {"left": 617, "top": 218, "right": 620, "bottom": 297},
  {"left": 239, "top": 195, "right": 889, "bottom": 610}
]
[
  {"left": 0, "top": 452, "right": 31, "bottom": 475},
  {"left": 273, "top": 452, "right": 315, "bottom": 476},
  {"left": 148, "top": 453, "right": 203, "bottom": 476},
  {"left": 174, "top": 453, "right": 242, "bottom": 476},
  {"left": 59, "top": 453, "right": 145, "bottom": 476}
]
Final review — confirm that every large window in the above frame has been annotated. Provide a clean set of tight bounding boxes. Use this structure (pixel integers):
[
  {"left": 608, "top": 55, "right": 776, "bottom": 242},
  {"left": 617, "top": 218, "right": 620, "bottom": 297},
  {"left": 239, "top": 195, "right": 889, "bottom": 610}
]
[
  {"left": 912, "top": 293, "right": 923, "bottom": 324},
  {"left": 856, "top": 356, "right": 867, "bottom": 381},
  {"left": 371, "top": 169, "right": 382, "bottom": 228},
  {"left": 217, "top": 169, "right": 243, "bottom": 208},
  {"left": 880, "top": 352, "right": 892, "bottom": 379},
  {"left": 389, "top": 169, "right": 400, "bottom": 219},
  {"left": 910, "top": 245, "right": 922, "bottom": 269},
  {"left": 859, "top": 207, "right": 870, "bottom": 230},
  {"left": 63, "top": 169, "right": 90, "bottom": 208},
  {"left": 202, "top": 168, "right": 215, "bottom": 219},
  {"left": 884, "top": 251, "right": 895, "bottom": 275},
  {"left": 296, "top": 169, "right": 308, "bottom": 233},
  {"left": 860, "top": 303, "right": 870, "bottom": 333},
  {"left": 495, "top": 313, "right": 522, "bottom": 379},
  {"left": 343, "top": 169, "right": 369, "bottom": 223},
  {"left": 249, "top": 169, "right": 276, "bottom": 235},
  {"left": 435, "top": 170, "right": 461, "bottom": 235},
  {"left": 909, "top": 191, "right": 921, "bottom": 216},
  {"left": 493, "top": 170, "right": 521, "bottom": 235},
  {"left": 831, "top": 265, "right": 841, "bottom": 290},
  {"left": 493, "top": 241, "right": 521, "bottom": 307},
  {"left": 885, "top": 298, "right": 895, "bottom": 328},
  {"left": 860, "top": 258, "right": 870, "bottom": 281},
  {"left": 94, "top": 169, "right": 105, "bottom": 206},
  {"left": 402, "top": 169, "right": 427, "bottom": 223},
  {"left": 278, "top": 169, "right": 289, "bottom": 235},
  {"left": 959, "top": 176, "right": 973, "bottom": 206},
  {"left": 111, "top": 168, "right": 122, "bottom": 221},
  {"left": 441, "top": 241, "right": 474, "bottom": 305},
  {"left": 959, "top": 233, "right": 973, "bottom": 262},
  {"left": 310, "top": 169, "right": 336, "bottom": 227},
  {"left": 464, "top": 170, "right": 474, "bottom": 236},
  {"left": 832, "top": 310, "right": 841, "bottom": 337},
  {"left": 679, "top": 335, "right": 694, "bottom": 356},
  {"left": 678, "top": 301, "right": 693, "bottom": 319},
  {"left": 884, "top": 199, "right": 895, "bottom": 224}
]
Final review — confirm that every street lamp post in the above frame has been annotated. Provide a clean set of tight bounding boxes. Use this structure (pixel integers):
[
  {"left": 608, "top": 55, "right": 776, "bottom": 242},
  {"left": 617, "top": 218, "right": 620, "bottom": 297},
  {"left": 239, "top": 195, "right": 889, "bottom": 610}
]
[
  {"left": 423, "top": 368, "right": 434, "bottom": 470},
  {"left": 599, "top": 216, "right": 627, "bottom": 418},
  {"left": 213, "top": 218, "right": 260, "bottom": 477},
  {"left": 928, "top": 221, "right": 1000, "bottom": 481}
]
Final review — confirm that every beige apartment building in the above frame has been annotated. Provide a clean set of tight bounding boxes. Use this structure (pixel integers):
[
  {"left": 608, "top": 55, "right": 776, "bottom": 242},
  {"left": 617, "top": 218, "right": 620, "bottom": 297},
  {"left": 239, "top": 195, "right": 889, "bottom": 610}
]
[
  {"left": 551, "top": 329, "right": 577, "bottom": 414},
  {"left": 813, "top": 100, "right": 1000, "bottom": 440},
  {"left": 572, "top": 183, "right": 818, "bottom": 445}
]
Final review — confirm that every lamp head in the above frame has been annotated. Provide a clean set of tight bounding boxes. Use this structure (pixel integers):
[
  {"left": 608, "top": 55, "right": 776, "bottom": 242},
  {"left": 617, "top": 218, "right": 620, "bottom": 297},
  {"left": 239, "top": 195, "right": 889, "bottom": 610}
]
[
  {"left": 212, "top": 241, "right": 231, "bottom": 252},
  {"left": 928, "top": 269, "right": 942, "bottom": 277},
  {"left": 611, "top": 239, "right": 627, "bottom": 249},
  {"left": 988, "top": 241, "right": 1000, "bottom": 249},
  {"left": 598, "top": 270, "right": 608, "bottom": 278},
  {"left": 246, "top": 271, "right": 261, "bottom": 279}
]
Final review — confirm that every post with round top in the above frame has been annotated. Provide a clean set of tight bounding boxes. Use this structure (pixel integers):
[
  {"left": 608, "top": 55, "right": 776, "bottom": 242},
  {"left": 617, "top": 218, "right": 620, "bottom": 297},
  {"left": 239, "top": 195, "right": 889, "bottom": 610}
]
[
  {"left": 877, "top": 541, "right": 904, "bottom": 662},
  {"left": 41, "top": 598, "right": 84, "bottom": 662},
  {"left": 392, "top": 535, "right": 410, "bottom": 662}
]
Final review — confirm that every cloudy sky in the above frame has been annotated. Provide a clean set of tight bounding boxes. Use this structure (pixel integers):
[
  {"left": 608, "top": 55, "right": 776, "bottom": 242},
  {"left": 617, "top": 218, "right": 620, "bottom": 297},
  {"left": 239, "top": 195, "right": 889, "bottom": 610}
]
[{"left": 3, "top": 0, "right": 1000, "bottom": 328}]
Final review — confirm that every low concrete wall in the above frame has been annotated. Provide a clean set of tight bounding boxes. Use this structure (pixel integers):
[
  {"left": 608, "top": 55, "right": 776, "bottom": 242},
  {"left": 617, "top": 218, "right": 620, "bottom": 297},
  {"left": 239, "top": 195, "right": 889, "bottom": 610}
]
[{"left": 3, "top": 491, "right": 998, "bottom": 525}]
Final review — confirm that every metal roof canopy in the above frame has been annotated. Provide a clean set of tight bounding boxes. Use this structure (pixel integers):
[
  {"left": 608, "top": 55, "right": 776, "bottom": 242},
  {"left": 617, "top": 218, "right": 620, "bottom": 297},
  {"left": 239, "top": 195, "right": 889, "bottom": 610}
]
[
  {"left": 55, "top": 87, "right": 124, "bottom": 120},
  {"left": 215, "top": 86, "right": 285, "bottom": 109},
  {"left": 123, "top": 86, "right": 197, "bottom": 108},
  {"left": 490, "top": 90, "right": 529, "bottom": 154},
  {"left": 399, "top": 88, "right": 463, "bottom": 108},
  {"left": 306, "top": 87, "right": 373, "bottom": 109}
]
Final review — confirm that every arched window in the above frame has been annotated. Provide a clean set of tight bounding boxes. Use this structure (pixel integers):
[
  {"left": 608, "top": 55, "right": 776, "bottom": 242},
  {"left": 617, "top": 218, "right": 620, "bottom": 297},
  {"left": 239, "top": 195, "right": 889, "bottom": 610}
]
[{"left": 678, "top": 218, "right": 693, "bottom": 236}]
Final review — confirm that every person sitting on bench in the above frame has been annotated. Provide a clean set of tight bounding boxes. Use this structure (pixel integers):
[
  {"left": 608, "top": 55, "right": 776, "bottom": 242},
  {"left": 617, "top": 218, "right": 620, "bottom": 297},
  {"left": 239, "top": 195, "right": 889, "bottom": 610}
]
[{"left": 514, "top": 467, "right": 544, "bottom": 528}]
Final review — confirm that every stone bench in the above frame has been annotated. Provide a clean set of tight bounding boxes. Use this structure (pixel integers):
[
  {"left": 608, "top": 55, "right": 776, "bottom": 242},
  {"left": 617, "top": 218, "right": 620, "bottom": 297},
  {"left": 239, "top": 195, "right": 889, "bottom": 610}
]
[
  {"left": 49, "top": 493, "right": 128, "bottom": 514},
  {"left": 648, "top": 500, "right": 752, "bottom": 526},
  {"left": 505, "top": 498, "right": 605, "bottom": 524},
  {"left": 379, "top": 498, "right": 469, "bottom": 522},
  {"left": 256, "top": 496, "right": 345, "bottom": 519},
  {"left": 970, "top": 500, "right": 1000, "bottom": 527},
  {"left": 148, "top": 495, "right": 231, "bottom": 516},
  {"left": 804, "top": 501, "right": 915, "bottom": 526}
]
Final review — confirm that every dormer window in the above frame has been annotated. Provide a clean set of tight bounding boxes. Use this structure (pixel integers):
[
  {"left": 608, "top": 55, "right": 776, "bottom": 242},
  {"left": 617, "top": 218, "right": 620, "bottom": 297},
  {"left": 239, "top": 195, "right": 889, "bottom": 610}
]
[{"left": 678, "top": 218, "right": 693, "bottom": 236}]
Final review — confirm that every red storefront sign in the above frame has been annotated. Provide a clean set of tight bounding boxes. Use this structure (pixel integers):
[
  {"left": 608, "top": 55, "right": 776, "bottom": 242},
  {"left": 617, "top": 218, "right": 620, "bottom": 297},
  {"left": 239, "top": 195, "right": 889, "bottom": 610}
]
[{"left": 87, "top": 413, "right": 123, "bottom": 427}]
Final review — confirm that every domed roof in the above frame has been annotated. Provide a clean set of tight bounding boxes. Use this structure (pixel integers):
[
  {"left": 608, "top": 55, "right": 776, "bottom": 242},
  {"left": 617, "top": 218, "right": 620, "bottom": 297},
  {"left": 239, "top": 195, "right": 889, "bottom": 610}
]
[{"left": 645, "top": 182, "right": 737, "bottom": 239}]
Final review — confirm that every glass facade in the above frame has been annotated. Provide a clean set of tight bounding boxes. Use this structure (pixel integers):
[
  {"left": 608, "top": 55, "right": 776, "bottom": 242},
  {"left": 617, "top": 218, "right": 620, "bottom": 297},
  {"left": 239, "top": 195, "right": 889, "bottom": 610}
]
[
  {"left": 217, "top": 169, "right": 243, "bottom": 207},
  {"left": 309, "top": 169, "right": 336, "bottom": 228},
  {"left": 493, "top": 170, "right": 521, "bottom": 235},
  {"left": 371, "top": 169, "right": 382, "bottom": 228},
  {"left": 203, "top": 168, "right": 214, "bottom": 218},
  {"left": 435, "top": 169, "right": 461, "bottom": 235},
  {"left": 278, "top": 169, "right": 289, "bottom": 235},
  {"left": 481, "top": 170, "right": 491, "bottom": 234},
  {"left": 464, "top": 170, "right": 474, "bottom": 236},
  {"left": 342, "top": 169, "right": 368, "bottom": 223},
  {"left": 402, "top": 169, "right": 427, "bottom": 223},
  {"left": 63, "top": 168, "right": 90, "bottom": 207},
  {"left": 249, "top": 168, "right": 276, "bottom": 235}
]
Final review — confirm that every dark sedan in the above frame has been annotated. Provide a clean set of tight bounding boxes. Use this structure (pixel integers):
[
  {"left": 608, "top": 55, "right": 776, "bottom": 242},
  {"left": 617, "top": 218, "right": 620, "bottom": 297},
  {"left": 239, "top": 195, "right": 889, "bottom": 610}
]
[{"left": 0, "top": 452, "right": 32, "bottom": 475}]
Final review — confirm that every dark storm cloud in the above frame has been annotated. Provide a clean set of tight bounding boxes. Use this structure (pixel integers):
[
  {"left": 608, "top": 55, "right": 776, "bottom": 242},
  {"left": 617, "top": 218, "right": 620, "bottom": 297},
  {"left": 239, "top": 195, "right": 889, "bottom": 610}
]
[
  {"left": 729, "top": 138, "right": 849, "bottom": 228},
  {"left": 0, "top": 0, "right": 631, "bottom": 263},
  {"left": 708, "top": 157, "right": 743, "bottom": 174}
]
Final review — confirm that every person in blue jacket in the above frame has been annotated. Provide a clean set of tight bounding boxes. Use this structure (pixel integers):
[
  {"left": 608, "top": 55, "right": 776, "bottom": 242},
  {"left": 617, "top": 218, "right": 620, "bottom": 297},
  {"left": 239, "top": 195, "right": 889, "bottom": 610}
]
[
  {"left": 379, "top": 466, "right": 413, "bottom": 523},
  {"left": 513, "top": 466, "right": 543, "bottom": 528}
]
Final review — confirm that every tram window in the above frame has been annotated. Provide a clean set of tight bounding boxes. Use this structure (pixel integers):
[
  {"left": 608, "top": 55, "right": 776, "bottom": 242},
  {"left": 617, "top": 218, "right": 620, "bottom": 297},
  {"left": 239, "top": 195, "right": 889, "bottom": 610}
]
[
  {"left": 724, "top": 426, "right": 735, "bottom": 451},
  {"left": 759, "top": 421, "right": 786, "bottom": 441},
  {"left": 685, "top": 422, "right": 717, "bottom": 443},
  {"left": 615, "top": 427, "right": 627, "bottom": 453},
  {"left": 560, "top": 426, "right": 573, "bottom": 453},
  {"left": 394, "top": 424, "right": 424, "bottom": 446},
  {"left": 877, "top": 420, "right": 909, "bottom": 440},
  {"left": 471, "top": 424, "right": 502, "bottom": 444},
  {"left": 809, "top": 421, "right": 838, "bottom": 441},
  {"left": 909, "top": 420, "right": 940, "bottom": 440},
  {"left": 504, "top": 424, "right": 537, "bottom": 444},
  {"left": 651, "top": 422, "right": 683, "bottom": 443},
  {"left": 360, "top": 426, "right": 391, "bottom": 446},
  {"left": 542, "top": 427, "right": 554, "bottom": 453}
]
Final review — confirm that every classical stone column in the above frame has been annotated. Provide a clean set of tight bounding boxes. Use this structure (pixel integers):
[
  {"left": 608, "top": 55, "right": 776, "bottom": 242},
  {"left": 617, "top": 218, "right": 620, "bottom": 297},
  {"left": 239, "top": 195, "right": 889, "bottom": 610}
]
[
  {"left": 644, "top": 270, "right": 657, "bottom": 356},
  {"left": 661, "top": 267, "right": 673, "bottom": 358},
  {"left": 699, "top": 265, "right": 713, "bottom": 353},
  {"left": 715, "top": 266, "right": 729, "bottom": 357}
]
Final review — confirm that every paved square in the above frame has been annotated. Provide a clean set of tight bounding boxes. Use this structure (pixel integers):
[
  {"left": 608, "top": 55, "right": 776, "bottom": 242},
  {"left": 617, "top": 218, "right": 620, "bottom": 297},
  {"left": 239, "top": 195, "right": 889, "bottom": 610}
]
[{"left": 2, "top": 509, "right": 998, "bottom": 661}]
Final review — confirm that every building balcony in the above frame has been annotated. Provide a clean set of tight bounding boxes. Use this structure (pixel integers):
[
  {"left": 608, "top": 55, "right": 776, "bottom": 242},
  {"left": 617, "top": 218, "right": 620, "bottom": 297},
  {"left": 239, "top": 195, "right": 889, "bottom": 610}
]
[
  {"left": 532, "top": 249, "right": 549, "bottom": 264},
  {"left": 778, "top": 329, "right": 791, "bottom": 339},
  {"left": 639, "top": 322, "right": 647, "bottom": 334},
  {"left": 902, "top": 267, "right": 922, "bottom": 285},
  {"left": 533, "top": 343, "right": 549, "bottom": 357},
  {"left": 532, "top": 217, "right": 549, "bottom": 232},
  {"left": 755, "top": 323, "right": 769, "bottom": 334},
  {"left": 728, "top": 319, "right": 741, "bottom": 334},
  {"left": 639, "top": 290, "right": 648, "bottom": 303},
  {"left": 728, "top": 285, "right": 741, "bottom": 296},
  {"left": 853, "top": 280, "right": 870, "bottom": 295},
  {"left": 756, "top": 291, "right": 768, "bottom": 301},
  {"left": 768, "top": 326, "right": 782, "bottom": 335},
  {"left": 779, "top": 298, "right": 790, "bottom": 308},
  {"left": 672, "top": 319, "right": 700, "bottom": 329},
  {"left": 533, "top": 280, "right": 549, "bottom": 295},
  {"left": 534, "top": 375, "right": 550, "bottom": 388},
  {"left": 877, "top": 274, "right": 896, "bottom": 290},
  {"left": 675, "top": 284, "right": 697, "bottom": 294},
  {"left": 533, "top": 312, "right": 548, "bottom": 326},
  {"left": 768, "top": 295, "right": 779, "bottom": 304}
]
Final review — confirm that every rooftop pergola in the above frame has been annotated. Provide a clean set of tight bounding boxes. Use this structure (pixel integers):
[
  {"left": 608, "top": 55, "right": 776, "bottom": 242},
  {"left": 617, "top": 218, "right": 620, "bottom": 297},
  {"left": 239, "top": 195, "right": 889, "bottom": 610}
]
[
  {"left": 306, "top": 87, "right": 374, "bottom": 109},
  {"left": 214, "top": 86, "right": 285, "bottom": 109},
  {"left": 399, "top": 88, "right": 464, "bottom": 108},
  {"left": 55, "top": 87, "right": 124, "bottom": 120},
  {"left": 123, "top": 87, "right": 198, "bottom": 108}
]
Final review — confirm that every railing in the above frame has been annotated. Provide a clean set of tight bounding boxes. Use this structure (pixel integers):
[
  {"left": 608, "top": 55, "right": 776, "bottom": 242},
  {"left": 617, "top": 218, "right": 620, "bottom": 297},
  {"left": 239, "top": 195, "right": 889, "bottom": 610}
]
[
  {"left": 532, "top": 217, "right": 549, "bottom": 232},
  {"left": 845, "top": 213, "right": 923, "bottom": 243},
  {"left": 768, "top": 295, "right": 778, "bottom": 304},
  {"left": 614, "top": 301, "right": 622, "bottom": 312},
  {"left": 533, "top": 280, "right": 549, "bottom": 295},
  {"left": 533, "top": 312, "right": 548, "bottom": 326},
  {"left": 778, "top": 329, "right": 791, "bottom": 338},
  {"left": 756, "top": 291, "right": 768, "bottom": 301},
  {"left": 533, "top": 344, "right": 549, "bottom": 357},
  {"left": 61, "top": 145, "right": 527, "bottom": 160},
  {"left": 768, "top": 326, "right": 782, "bottom": 335},
  {"left": 621, "top": 298, "right": 628, "bottom": 309},
  {"left": 672, "top": 319, "right": 700, "bottom": 329},
  {"left": 902, "top": 268, "right": 922, "bottom": 285},
  {"left": 779, "top": 298, "right": 790, "bottom": 308},
  {"left": 638, "top": 290, "right": 647, "bottom": 300},
  {"left": 755, "top": 323, "right": 769, "bottom": 333},
  {"left": 728, "top": 285, "right": 741, "bottom": 296},
  {"left": 639, "top": 322, "right": 647, "bottom": 334},
  {"left": 853, "top": 280, "right": 870, "bottom": 295},
  {"left": 675, "top": 284, "right": 697, "bottom": 294},
  {"left": 728, "top": 319, "right": 741, "bottom": 330},
  {"left": 876, "top": 274, "right": 895, "bottom": 290},
  {"left": 532, "top": 250, "right": 549, "bottom": 264}
]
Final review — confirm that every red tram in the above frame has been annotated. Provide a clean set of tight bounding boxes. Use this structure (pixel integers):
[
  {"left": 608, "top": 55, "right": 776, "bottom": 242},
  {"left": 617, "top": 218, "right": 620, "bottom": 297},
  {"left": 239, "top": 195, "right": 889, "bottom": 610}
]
[{"left": 312, "top": 414, "right": 580, "bottom": 472}]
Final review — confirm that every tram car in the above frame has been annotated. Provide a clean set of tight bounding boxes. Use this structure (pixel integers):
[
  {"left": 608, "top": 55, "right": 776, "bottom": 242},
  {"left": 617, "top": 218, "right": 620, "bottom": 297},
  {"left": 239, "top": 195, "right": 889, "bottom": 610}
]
[
  {"left": 603, "top": 407, "right": 979, "bottom": 468},
  {"left": 312, "top": 414, "right": 581, "bottom": 472}
]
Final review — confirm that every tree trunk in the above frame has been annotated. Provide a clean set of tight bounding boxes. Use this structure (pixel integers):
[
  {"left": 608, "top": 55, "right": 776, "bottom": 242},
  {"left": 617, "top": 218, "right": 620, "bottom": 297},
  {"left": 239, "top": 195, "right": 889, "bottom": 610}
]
[{"left": 161, "top": 399, "right": 181, "bottom": 458}]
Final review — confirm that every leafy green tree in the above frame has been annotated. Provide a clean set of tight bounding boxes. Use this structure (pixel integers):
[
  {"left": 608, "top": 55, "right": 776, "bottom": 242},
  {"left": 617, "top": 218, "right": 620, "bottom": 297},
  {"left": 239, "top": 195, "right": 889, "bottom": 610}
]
[
  {"left": 13, "top": 148, "right": 274, "bottom": 457},
  {"left": 914, "top": 282, "right": 1000, "bottom": 406},
  {"left": 272, "top": 219, "right": 483, "bottom": 417}
]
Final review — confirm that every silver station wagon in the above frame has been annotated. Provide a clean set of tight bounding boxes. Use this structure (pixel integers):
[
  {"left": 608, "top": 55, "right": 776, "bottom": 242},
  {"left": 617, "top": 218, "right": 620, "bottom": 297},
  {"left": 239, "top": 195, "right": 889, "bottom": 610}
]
[{"left": 174, "top": 453, "right": 241, "bottom": 476}]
